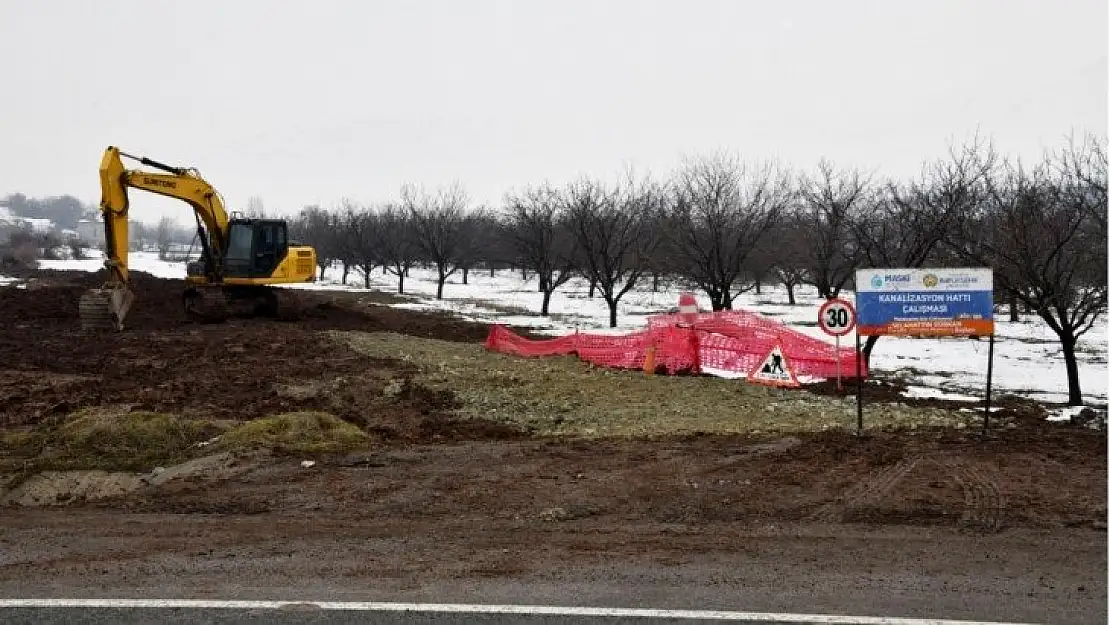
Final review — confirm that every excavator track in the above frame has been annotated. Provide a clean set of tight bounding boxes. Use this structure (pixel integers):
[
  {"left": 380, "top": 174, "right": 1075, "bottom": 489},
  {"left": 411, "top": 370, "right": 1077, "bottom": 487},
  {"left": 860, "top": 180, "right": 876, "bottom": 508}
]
[
  {"left": 270, "top": 287, "right": 305, "bottom": 321},
  {"left": 183, "top": 286, "right": 229, "bottom": 323}
]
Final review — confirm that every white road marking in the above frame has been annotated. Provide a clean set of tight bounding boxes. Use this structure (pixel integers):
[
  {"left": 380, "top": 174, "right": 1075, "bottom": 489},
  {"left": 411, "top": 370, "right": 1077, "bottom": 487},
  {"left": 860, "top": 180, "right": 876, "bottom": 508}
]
[{"left": 0, "top": 599, "right": 1041, "bottom": 624}]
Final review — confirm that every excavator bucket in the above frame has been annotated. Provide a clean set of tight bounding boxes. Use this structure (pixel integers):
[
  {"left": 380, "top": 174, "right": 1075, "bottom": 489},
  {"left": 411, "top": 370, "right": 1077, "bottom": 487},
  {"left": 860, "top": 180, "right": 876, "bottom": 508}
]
[{"left": 79, "top": 284, "right": 134, "bottom": 331}]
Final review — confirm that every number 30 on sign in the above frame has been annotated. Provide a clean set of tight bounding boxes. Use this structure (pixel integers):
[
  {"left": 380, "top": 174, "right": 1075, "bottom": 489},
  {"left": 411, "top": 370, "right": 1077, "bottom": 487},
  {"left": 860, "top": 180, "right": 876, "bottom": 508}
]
[{"left": 818, "top": 298, "right": 857, "bottom": 337}]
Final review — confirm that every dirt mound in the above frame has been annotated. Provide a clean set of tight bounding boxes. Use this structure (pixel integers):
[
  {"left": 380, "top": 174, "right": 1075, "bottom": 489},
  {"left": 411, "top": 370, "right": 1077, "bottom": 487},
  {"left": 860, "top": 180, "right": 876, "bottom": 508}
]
[
  {"left": 0, "top": 269, "right": 511, "bottom": 433},
  {"left": 2, "top": 452, "right": 257, "bottom": 507},
  {"left": 0, "top": 268, "right": 497, "bottom": 341}
]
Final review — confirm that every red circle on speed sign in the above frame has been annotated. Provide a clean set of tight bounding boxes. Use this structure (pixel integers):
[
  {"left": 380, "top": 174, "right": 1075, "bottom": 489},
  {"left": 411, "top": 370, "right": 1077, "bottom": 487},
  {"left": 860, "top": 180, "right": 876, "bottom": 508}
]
[{"left": 818, "top": 298, "right": 857, "bottom": 337}]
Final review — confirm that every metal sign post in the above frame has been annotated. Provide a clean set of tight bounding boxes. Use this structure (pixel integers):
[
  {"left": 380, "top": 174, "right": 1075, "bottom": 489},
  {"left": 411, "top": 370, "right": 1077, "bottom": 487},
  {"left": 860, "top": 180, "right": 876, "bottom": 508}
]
[
  {"left": 817, "top": 298, "right": 857, "bottom": 394},
  {"left": 855, "top": 331, "right": 864, "bottom": 435},
  {"left": 984, "top": 333, "right": 995, "bottom": 434}
]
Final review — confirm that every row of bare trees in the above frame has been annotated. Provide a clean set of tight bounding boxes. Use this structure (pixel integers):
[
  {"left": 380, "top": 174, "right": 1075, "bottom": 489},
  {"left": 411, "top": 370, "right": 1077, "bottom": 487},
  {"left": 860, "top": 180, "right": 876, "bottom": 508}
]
[{"left": 285, "top": 134, "right": 1106, "bottom": 405}]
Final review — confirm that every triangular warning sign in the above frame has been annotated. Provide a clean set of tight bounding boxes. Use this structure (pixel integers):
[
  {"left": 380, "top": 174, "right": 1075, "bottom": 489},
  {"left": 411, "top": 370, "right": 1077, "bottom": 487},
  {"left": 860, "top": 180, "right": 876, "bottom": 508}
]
[{"left": 748, "top": 343, "right": 801, "bottom": 388}]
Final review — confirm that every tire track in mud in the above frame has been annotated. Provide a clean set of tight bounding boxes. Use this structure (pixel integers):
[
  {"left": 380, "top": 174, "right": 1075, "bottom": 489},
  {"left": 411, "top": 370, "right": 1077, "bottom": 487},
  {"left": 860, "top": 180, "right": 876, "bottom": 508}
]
[
  {"left": 949, "top": 460, "right": 1006, "bottom": 533},
  {"left": 808, "top": 458, "right": 918, "bottom": 523},
  {"left": 810, "top": 456, "right": 1006, "bottom": 531}
]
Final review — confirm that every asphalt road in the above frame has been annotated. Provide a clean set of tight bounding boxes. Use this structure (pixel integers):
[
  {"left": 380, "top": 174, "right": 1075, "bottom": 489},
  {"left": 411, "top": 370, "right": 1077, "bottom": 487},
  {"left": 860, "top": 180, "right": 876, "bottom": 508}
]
[{"left": 0, "top": 602, "right": 1042, "bottom": 625}]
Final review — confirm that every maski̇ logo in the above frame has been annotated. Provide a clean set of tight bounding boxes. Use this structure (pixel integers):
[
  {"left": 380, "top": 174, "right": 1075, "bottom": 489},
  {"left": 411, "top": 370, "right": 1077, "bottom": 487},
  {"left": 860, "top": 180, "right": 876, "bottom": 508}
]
[
  {"left": 870, "top": 275, "right": 883, "bottom": 288},
  {"left": 923, "top": 273, "right": 939, "bottom": 288}
]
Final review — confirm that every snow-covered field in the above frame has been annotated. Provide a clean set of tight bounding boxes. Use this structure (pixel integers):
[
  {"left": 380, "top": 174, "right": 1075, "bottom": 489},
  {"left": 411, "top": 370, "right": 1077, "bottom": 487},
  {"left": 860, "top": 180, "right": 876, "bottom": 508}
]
[{"left": 19, "top": 251, "right": 1110, "bottom": 409}]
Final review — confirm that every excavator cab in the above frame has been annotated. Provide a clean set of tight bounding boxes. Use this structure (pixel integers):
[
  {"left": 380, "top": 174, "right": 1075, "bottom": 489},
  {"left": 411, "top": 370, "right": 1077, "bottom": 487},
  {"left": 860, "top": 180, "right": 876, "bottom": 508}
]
[
  {"left": 186, "top": 219, "right": 290, "bottom": 279},
  {"left": 223, "top": 219, "right": 288, "bottom": 278}
]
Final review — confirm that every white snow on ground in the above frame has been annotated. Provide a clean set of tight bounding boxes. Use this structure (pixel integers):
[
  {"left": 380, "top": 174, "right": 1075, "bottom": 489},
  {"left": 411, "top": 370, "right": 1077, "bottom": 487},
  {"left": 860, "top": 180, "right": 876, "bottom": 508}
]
[
  {"left": 1047, "top": 405, "right": 1089, "bottom": 422},
  {"left": 902, "top": 386, "right": 982, "bottom": 402},
  {"left": 6, "top": 253, "right": 1108, "bottom": 407},
  {"left": 37, "top": 249, "right": 191, "bottom": 281}
]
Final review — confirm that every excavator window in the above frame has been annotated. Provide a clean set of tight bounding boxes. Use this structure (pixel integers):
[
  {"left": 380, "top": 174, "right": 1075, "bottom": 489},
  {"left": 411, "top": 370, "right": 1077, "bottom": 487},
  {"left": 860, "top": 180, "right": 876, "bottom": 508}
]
[{"left": 226, "top": 225, "right": 254, "bottom": 262}]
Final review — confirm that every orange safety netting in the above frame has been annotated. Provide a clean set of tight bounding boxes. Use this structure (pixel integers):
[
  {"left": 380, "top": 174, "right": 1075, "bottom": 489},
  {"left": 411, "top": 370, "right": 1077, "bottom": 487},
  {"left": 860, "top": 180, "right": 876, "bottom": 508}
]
[{"left": 484, "top": 308, "right": 867, "bottom": 381}]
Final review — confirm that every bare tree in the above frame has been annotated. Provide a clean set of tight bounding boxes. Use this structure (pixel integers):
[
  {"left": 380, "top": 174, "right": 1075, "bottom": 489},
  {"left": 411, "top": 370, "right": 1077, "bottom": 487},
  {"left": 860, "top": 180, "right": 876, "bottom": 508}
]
[
  {"left": 244, "top": 196, "right": 266, "bottom": 218},
  {"left": 155, "top": 216, "right": 175, "bottom": 260},
  {"left": 666, "top": 153, "right": 792, "bottom": 310},
  {"left": 764, "top": 216, "right": 810, "bottom": 305},
  {"left": 294, "top": 205, "right": 339, "bottom": 279},
  {"left": 505, "top": 183, "right": 577, "bottom": 316},
  {"left": 797, "top": 160, "right": 868, "bottom": 299},
  {"left": 376, "top": 203, "right": 419, "bottom": 294},
  {"left": 855, "top": 137, "right": 997, "bottom": 361},
  {"left": 340, "top": 202, "right": 379, "bottom": 288},
  {"left": 454, "top": 207, "right": 492, "bottom": 285},
  {"left": 405, "top": 183, "right": 469, "bottom": 300},
  {"left": 951, "top": 140, "right": 1107, "bottom": 405},
  {"left": 565, "top": 173, "right": 662, "bottom": 328}
]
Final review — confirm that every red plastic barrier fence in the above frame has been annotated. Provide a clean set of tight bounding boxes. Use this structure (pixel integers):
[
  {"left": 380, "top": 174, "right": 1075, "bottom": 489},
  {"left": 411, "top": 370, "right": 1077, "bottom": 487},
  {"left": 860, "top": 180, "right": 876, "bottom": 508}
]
[{"left": 484, "top": 308, "right": 867, "bottom": 381}]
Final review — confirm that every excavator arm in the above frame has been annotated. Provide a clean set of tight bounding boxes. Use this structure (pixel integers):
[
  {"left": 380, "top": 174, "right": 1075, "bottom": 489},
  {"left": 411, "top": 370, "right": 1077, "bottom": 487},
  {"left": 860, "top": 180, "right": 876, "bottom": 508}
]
[
  {"left": 88, "top": 146, "right": 233, "bottom": 329},
  {"left": 98, "top": 146, "right": 230, "bottom": 283}
]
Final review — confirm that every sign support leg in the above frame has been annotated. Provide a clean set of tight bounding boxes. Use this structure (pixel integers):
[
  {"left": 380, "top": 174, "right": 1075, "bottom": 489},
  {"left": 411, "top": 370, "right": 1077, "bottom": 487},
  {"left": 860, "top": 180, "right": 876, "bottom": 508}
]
[
  {"left": 855, "top": 332, "right": 864, "bottom": 436},
  {"left": 983, "top": 333, "right": 995, "bottom": 434},
  {"left": 835, "top": 336, "right": 842, "bottom": 391}
]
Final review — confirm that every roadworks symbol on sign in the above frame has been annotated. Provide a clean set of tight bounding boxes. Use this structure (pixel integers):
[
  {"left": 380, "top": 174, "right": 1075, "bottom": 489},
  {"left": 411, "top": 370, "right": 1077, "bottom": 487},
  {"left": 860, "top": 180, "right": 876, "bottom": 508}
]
[{"left": 748, "top": 344, "right": 800, "bottom": 388}]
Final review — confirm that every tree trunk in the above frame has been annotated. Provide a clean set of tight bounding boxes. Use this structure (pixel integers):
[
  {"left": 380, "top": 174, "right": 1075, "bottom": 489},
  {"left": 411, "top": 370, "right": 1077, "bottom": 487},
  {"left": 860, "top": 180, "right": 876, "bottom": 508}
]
[
  {"left": 341, "top": 263, "right": 350, "bottom": 285},
  {"left": 754, "top": 278, "right": 762, "bottom": 295},
  {"left": 521, "top": 268, "right": 528, "bottom": 281},
  {"left": 541, "top": 289, "right": 553, "bottom": 316},
  {"left": 318, "top": 263, "right": 328, "bottom": 280},
  {"left": 817, "top": 281, "right": 832, "bottom": 300},
  {"left": 786, "top": 282, "right": 796, "bottom": 305},
  {"left": 436, "top": 272, "right": 446, "bottom": 299},
  {"left": 490, "top": 266, "right": 495, "bottom": 278},
  {"left": 709, "top": 290, "right": 725, "bottom": 311},
  {"left": 383, "top": 265, "right": 388, "bottom": 275},
  {"left": 363, "top": 268, "right": 371, "bottom": 288},
  {"left": 862, "top": 335, "right": 880, "bottom": 366},
  {"left": 462, "top": 267, "right": 469, "bottom": 285},
  {"left": 588, "top": 278, "right": 597, "bottom": 299},
  {"left": 1061, "top": 335, "right": 1083, "bottom": 406},
  {"left": 1009, "top": 294, "right": 1020, "bottom": 322},
  {"left": 397, "top": 270, "right": 405, "bottom": 294},
  {"left": 607, "top": 299, "right": 618, "bottom": 328},
  {"left": 652, "top": 271, "right": 660, "bottom": 293}
]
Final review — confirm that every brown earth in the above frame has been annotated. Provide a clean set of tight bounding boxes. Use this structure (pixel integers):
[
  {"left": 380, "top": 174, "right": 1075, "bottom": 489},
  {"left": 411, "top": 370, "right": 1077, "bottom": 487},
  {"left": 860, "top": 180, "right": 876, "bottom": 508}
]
[
  {"left": 0, "top": 269, "right": 514, "bottom": 435},
  {"left": 0, "top": 432, "right": 1105, "bottom": 623},
  {"left": 0, "top": 269, "right": 1105, "bottom": 623}
]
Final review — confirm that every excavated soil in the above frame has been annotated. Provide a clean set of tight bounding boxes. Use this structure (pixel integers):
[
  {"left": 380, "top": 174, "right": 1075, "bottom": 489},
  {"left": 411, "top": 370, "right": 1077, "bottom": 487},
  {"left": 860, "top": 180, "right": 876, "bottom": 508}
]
[{"left": 0, "top": 269, "right": 507, "bottom": 440}]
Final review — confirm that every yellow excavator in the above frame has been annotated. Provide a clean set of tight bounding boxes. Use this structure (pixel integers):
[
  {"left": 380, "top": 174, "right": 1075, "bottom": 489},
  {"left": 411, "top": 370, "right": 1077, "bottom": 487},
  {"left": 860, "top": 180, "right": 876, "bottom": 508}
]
[{"left": 79, "top": 146, "right": 318, "bottom": 330}]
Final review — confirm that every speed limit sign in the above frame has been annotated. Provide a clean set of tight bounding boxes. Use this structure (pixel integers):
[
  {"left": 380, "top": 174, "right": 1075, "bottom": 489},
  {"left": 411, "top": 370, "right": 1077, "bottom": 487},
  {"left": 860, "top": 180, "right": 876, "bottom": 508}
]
[{"left": 818, "top": 298, "right": 857, "bottom": 337}]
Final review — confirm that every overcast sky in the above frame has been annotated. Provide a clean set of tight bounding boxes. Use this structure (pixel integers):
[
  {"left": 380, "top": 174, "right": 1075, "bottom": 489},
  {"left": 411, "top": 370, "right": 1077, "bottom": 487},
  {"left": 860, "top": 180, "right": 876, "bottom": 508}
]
[{"left": 1, "top": 0, "right": 1106, "bottom": 224}]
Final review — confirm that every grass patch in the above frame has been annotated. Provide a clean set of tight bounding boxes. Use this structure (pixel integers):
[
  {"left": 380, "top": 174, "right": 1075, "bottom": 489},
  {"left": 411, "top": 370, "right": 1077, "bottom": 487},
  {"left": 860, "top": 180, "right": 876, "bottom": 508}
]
[
  {"left": 215, "top": 411, "right": 371, "bottom": 455},
  {"left": 331, "top": 331, "right": 969, "bottom": 437},
  {"left": 12, "top": 409, "right": 225, "bottom": 472}
]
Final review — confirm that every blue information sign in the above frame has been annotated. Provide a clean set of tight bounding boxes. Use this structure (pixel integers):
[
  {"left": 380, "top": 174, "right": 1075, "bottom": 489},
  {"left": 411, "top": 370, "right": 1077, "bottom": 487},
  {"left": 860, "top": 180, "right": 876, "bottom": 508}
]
[{"left": 855, "top": 268, "right": 994, "bottom": 337}]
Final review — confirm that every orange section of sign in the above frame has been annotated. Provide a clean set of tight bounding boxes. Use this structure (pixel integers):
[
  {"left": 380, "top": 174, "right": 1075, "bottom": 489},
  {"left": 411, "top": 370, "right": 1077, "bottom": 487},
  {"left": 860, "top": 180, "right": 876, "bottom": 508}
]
[{"left": 858, "top": 318, "right": 995, "bottom": 337}]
